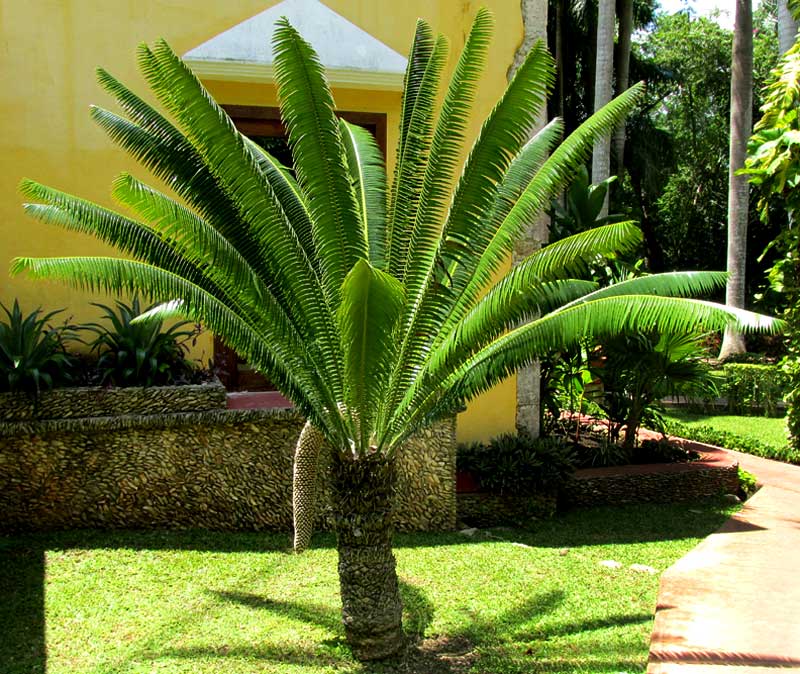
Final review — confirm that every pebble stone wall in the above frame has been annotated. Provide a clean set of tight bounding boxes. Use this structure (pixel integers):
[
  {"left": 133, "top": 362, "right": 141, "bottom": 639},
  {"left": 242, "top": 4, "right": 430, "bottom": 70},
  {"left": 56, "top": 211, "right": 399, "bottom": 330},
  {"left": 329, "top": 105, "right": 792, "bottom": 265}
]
[
  {"left": 560, "top": 464, "right": 740, "bottom": 508},
  {"left": 0, "top": 385, "right": 456, "bottom": 533}
]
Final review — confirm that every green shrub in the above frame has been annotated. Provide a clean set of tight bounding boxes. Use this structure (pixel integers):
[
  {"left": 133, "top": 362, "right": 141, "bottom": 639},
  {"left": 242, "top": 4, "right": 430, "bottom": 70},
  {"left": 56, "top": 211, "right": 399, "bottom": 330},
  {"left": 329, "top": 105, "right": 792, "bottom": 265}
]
[
  {"left": 737, "top": 467, "right": 759, "bottom": 499},
  {"left": 594, "top": 332, "right": 719, "bottom": 449},
  {"left": 456, "top": 433, "right": 577, "bottom": 495},
  {"left": 634, "top": 438, "right": 699, "bottom": 464},
  {"left": 720, "top": 363, "right": 789, "bottom": 416},
  {"left": 87, "top": 297, "right": 197, "bottom": 387},
  {"left": 663, "top": 419, "right": 800, "bottom": 465},
  {"left": 0, "top": 300, "right": 79, "bottom": 394}
]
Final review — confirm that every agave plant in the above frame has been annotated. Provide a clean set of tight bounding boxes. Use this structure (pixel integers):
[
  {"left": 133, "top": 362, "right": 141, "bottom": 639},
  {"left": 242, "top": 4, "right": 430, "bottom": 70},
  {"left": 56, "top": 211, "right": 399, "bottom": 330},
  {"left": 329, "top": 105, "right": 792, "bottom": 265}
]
[
  {"left": 12, "top": 9, "right": 778, "bottom": 661},
  {"left": 0, "top": 300, "right": 79, "bottom": 394},
  {"left": 87, "top": 296, "right": 195, "bottom": 387}
]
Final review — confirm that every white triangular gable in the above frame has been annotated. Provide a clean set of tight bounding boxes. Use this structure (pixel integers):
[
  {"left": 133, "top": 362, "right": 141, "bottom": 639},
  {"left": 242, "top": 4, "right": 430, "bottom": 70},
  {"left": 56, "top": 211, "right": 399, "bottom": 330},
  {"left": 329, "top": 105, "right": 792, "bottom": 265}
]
[{"left": 183, "top": 0, "right": 407, "bottom": 91}]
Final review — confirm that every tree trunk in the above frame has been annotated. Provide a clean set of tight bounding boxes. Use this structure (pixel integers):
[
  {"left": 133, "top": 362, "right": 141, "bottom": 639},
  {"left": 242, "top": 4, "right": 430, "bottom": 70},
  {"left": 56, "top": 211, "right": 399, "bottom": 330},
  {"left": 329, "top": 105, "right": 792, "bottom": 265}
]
[
  {"left": 613, "top": 0, "right": 633, "bottom": 177},
  {"left": 511, "top": 0, "right": 549, "bottom": 438},
  {"left": 330, "top": 451, "right": 404, "bottom": 661},
  {"left": 779, "top": 0, "right": 799, "bottom": 54},
  {"left": 555, "top": 0, "right": 566, "bottom": 120},
  {"left": 592, "top": 0, "right": 615, "bottom": 218},
  {"left": 719, "top": 0, "right": 753, "bottom": 360}
]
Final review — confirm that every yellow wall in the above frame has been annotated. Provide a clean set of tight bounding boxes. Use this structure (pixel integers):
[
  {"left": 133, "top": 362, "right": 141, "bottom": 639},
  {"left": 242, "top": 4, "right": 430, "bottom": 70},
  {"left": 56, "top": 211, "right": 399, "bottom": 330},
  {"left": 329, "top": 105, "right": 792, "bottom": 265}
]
[{"left": 0, "top": 0, "right": 524, "bottom": 442}]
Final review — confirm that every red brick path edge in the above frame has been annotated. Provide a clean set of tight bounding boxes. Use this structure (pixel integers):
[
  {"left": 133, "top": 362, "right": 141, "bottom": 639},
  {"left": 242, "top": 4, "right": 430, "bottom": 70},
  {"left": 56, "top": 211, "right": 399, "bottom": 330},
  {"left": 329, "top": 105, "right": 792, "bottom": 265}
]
[{"left": 647, "top": 441, "right": 800, "bottom": 673}]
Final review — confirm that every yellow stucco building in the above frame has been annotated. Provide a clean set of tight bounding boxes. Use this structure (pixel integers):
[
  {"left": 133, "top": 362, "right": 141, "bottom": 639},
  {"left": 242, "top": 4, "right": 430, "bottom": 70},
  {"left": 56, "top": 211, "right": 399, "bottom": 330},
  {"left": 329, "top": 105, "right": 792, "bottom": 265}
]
[{"left": 1, "top": 0, "right": 547, "bottom": 442}]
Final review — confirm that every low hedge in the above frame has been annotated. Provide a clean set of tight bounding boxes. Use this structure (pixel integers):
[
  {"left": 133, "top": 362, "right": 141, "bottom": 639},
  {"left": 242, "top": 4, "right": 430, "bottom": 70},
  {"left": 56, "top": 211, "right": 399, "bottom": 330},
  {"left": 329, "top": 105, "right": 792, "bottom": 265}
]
[
  {"left": 663, "top": 419, "right": 800, "bottom": 465},
  {"left": 718, "top": 363, "right": 790, "bottom": 416}
]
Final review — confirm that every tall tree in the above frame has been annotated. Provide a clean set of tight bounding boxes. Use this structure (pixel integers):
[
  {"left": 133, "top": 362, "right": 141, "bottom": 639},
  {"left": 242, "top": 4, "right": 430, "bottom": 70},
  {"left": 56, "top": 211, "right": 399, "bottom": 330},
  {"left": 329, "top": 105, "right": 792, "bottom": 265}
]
[
  {"left": 592, "top": 0, "right": 616, "bottom": 216},
  {"left": 778, "top": 0, "right": 799, "bottom": 52},
  {"left": 511, "top": 0, "right": 550, "bottom": 438},
  {"left": 12, "top": 10, "right": 778, "bottom": 662},
  {"left": 720, "top": 0, "right": 754, "bottom": 360},
  {"left": 613, "top": 0, "right": 635, "bottom": 176}
]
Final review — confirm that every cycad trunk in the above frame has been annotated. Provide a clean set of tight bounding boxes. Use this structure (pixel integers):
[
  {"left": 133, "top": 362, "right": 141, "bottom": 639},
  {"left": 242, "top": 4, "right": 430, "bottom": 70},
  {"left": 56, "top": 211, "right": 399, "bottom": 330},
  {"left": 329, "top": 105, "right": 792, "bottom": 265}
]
[{"left": 330, "top": 450, "right": 404, "bottom": 661}]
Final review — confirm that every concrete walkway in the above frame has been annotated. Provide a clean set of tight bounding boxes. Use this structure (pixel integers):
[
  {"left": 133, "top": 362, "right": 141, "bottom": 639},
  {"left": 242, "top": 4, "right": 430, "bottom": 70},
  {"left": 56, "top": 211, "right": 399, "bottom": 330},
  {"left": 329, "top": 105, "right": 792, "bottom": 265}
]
[{"left": 647, "top": 447, "right": 800, "bottom": 672}]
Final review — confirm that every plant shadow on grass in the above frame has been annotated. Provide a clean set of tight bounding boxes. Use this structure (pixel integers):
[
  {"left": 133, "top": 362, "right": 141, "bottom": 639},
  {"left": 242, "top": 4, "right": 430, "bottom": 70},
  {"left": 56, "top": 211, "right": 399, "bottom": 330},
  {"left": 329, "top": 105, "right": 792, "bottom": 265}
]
[
  {"left": 0, "top": 499, "right": 731, "bottom": 674},
  {"left": 149, "top": 583, "right": 651, "bottom": 673}
]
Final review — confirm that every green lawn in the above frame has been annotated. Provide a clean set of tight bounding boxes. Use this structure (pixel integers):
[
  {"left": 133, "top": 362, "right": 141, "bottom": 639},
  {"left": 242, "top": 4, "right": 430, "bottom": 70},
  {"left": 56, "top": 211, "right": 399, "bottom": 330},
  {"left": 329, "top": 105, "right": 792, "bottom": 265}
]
[
  {"left": 1, "top": 501, "right": 736, "bottom": 674},
  {"left": 663, "top": 410, "right": 788, "bottom": 450}
]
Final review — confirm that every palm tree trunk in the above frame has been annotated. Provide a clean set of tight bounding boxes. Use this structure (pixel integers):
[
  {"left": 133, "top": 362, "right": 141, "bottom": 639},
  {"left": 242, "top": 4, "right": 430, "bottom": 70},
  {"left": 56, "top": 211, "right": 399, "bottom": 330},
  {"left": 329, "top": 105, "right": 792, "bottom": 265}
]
[
  {"left": 779, "top": 0, "right": 799, "bottom": 54},
  {"left": 719, "top": 0, "right": 753, "bottom": 360},
  {"left": 613, "top": 0, "right": 633, "bottom": 177},
  {"left": 330, "top": 450, "right": 404, "bottom": 661},
  {"left": 555, "top": 0, "right": 566, "bottom": 119},
  {"left": 592, "top": 0, "right": 615, "bottom": 218}
]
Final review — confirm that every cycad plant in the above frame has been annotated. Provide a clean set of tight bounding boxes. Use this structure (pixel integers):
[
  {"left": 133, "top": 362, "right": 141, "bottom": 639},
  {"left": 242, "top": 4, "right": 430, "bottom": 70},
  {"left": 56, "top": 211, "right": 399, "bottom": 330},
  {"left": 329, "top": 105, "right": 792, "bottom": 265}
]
[{"left": 12, "top": 9, "right": 778, "bottom": 661}]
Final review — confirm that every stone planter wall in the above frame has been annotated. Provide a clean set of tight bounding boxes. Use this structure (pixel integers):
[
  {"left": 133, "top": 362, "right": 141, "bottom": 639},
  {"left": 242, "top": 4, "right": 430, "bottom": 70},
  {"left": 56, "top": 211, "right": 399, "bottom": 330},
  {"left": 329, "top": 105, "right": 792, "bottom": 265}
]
[
  {"left": 0, "top": 381, "right": 228, "bottom": 421},
  {"left": 457, "top": 492, "right": 557, "bottom": 527},
  {"left": 0, "top": 389, "right": 456, "bottom": 533},
  {"left": 560, "top": 460, "right": 740, "bottom": 508}
]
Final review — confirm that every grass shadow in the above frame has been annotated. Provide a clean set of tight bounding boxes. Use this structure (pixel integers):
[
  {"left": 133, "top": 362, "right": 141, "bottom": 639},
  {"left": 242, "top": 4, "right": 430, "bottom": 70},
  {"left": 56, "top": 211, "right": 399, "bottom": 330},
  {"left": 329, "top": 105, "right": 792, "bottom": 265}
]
[{"left": 0, "top": 540, "right": 46, "bottom": 674}]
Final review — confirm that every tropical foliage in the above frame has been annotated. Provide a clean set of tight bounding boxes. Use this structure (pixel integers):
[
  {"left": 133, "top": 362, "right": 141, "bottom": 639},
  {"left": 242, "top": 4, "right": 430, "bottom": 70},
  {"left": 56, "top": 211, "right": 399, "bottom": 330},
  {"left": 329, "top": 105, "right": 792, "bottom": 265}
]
[
  {"left": 742, "top": 16, "right": 800, "bottom": 450},
  {"left": 12, "top": 9, "right": 779, "bottom": 661},
  {"left": 0, "top": 300, "right": 78, "bottom": 394},
  {"left": 594, "top": 331, "right": 719, "bottom": 448},
  {"left": 86, "top": 296, "right": 196, "bottom": 387}
]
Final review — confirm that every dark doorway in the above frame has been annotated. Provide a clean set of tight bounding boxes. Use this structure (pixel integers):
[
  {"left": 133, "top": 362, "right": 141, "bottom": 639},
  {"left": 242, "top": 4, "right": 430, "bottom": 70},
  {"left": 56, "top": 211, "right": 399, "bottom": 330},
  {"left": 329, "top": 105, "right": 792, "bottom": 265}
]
[{"left": 212, "top": 105, "right": 387, "bottom": 391}]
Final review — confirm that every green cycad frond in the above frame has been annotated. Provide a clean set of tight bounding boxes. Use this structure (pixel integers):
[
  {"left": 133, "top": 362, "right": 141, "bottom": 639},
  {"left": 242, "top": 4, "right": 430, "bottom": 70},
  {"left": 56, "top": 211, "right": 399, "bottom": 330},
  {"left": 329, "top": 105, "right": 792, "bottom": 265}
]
[
  {"left": 398, "top": 296, "right": 782, "bottom": 441},
  {"left": 110, "top": 173, "right": 282, "bottom": 324},
  {"left": 339, "top": 120, "right": 387, "bottom": 268},
  {"left": 338, "top": 260, "right": 405, "bottom": 450},
  {"left": 435, "top": 220, "right": 641, "bottom": 350},
  {"left": 91, "top": 74, "right": 268, "bottom": 276},
  {"left": 428, "top": 279, "right": 598, "bottom": 374},
  {"left": 447, "top": 86, "right": 645, "bottom": 333},
  {"left": 385, "top": 31, "right": 554, "bottom": 425},
  {"left": 386, "top": 19, "right": 434, "bottom": 264},
  {"left": 273, "top": 18, "right": 366, "bottom": 301},
  {"left": 402, "top": 7, "right": 494, "bottom": 289},
  {"left": 13, "top": 11, "right": 781, "bottom": 463},
  {"left": 440, "top": 40, "right": 555, "bottom": 278},
  {"left": 138, "top": 40, "right": 347, "bottom": 408},
  {"left": 20, "top": 180, "right": 202, "bottom": 286},
  {"left": 386, "top": 32, "right": 448, "bottom": 278},
  {"left": 561, "top": 271, "right": 730, "bottom": 308},
  {"left": 245, "top": 139, "right": 316, "bottom": 267}
]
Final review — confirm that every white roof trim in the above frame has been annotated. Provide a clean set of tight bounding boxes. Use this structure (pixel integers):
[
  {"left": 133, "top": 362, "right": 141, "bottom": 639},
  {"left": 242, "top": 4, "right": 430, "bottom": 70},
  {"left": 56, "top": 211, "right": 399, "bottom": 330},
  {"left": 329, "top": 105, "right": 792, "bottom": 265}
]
[{"left": 183, "top": 0, "right": 407, "bottom": 91}]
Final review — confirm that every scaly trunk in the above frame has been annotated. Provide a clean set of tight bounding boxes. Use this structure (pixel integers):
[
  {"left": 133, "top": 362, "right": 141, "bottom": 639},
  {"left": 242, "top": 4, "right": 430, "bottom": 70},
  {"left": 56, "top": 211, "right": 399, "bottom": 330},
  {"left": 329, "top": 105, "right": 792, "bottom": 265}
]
[
  {"left": 720, "top": 0, "right": 753, "bottom": 360},
  {"left": 330, "top": 450, "right": 404, "bottom": 661}
]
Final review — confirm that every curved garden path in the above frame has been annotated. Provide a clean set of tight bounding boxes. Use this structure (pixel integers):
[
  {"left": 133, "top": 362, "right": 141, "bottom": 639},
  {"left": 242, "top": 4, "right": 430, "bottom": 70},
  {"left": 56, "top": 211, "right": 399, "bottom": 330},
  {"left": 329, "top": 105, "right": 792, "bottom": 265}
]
[{"left": 647, "top": 444, "right": 800, "bottom": 672}]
